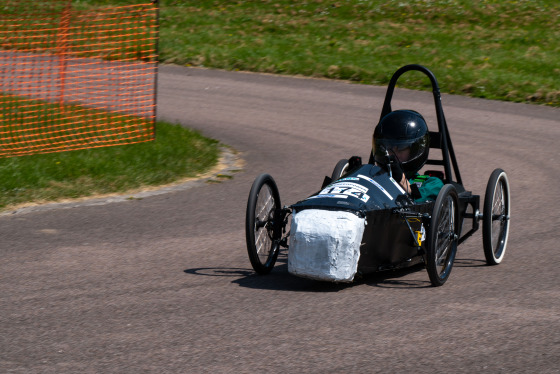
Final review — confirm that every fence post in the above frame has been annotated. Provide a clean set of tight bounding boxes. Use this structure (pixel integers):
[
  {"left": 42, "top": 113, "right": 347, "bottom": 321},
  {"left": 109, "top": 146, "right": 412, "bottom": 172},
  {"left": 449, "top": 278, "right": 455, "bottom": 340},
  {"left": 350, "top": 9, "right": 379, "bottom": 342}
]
[{"left": 56, "top": 1, "right": 71, "bottom": 106}]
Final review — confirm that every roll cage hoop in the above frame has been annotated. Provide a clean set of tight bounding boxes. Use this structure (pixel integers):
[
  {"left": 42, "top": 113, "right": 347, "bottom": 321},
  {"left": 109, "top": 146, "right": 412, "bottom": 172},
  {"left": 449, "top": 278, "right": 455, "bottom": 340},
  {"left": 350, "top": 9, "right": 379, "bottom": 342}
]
[{"left": 369, "top": 64, "right": 462, "bottom": 186}]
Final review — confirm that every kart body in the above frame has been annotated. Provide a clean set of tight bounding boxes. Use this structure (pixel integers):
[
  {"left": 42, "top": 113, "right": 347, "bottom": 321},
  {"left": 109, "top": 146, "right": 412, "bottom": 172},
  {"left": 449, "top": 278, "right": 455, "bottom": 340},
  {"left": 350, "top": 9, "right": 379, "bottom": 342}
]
[
  {"left": 288, "top": 163, "right": 431, "bottom": 282},
  {"left": 245, "top": 65, "right": 510, "bottom": 286}
]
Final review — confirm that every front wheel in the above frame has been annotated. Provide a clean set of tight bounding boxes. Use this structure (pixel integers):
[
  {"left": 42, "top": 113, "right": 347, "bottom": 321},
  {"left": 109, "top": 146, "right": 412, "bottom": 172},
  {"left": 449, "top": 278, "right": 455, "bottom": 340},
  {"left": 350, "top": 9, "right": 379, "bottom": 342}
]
[
  {"left": 426, "top": 184, "right": 459, "bottom": 287},
  {"left": 482, "top": 169, "right": 510, "bottom": 265},
  {"left": 331, "top": 159, "right": 350, "bottom": 181},
  {"left": 245, "top": 174, "right": 282, "bottom": 274}
]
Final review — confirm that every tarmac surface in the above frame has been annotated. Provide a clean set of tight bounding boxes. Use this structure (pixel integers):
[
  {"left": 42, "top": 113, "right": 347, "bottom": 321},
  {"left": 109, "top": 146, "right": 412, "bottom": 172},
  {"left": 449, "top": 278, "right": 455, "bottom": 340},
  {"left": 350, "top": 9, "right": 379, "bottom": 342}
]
[{"left": 1, "top": 65, "right": 559, "bottom": 373}]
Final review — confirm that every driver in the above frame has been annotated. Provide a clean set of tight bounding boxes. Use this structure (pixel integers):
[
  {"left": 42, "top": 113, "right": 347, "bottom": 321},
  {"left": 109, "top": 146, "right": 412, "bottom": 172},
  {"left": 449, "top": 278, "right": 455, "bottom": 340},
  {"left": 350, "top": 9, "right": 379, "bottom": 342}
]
[{"left": 372, "top": 109, "right": 443, "bottom": 202}]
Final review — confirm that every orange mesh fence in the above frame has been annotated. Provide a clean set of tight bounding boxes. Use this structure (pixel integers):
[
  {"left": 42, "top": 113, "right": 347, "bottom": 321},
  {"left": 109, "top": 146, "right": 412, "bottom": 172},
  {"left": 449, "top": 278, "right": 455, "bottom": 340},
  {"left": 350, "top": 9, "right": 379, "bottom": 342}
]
[{"left": 0, "top": 0, "right": 158, "bottom": 157}]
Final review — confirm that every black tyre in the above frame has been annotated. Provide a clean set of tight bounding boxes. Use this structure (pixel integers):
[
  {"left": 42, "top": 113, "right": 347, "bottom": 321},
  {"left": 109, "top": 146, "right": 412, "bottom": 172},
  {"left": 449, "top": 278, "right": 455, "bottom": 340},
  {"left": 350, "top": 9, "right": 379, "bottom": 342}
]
[
  {"left": 426, "top": 184, "right": 459, "bottom": 287},
  {"left": 331, "top": 159, "right": 350, "bottom": 181},
  {"left": 245, "top": 174, "right": 282, "bottom": 274},
  {"left": 482, "top": 169, "right": 510, "bottom": 265}
]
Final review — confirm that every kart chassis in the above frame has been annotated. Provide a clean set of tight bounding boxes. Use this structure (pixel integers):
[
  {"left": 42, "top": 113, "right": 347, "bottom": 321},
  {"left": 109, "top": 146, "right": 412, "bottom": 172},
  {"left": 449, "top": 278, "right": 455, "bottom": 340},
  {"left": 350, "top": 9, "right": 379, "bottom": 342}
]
[{"left": 245, "top": 65, "right": 510, "bottom": 286}]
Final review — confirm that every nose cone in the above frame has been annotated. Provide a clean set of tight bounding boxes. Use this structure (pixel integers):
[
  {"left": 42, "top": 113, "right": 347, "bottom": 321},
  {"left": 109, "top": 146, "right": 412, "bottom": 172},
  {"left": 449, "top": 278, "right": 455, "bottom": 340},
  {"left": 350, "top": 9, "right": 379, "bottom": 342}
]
[{"left": 289, "top": 209, "right": 366, "bottom": 282}]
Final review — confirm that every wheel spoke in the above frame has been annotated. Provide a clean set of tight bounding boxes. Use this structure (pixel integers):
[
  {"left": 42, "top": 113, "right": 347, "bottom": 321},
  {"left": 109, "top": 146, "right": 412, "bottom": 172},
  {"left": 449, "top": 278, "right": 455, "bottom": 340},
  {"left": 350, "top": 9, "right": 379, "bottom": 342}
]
[
  {"left": 253, "top": 185, "right": 276, "bottom": 262},
  {"left": 256, "top": 190, "right": 274, "bottom": 221},
  {"left": 435, "top": 196, "right": 455, "bottom": 274},
  {"left": 436, "top": 242, "right": 450, "bottom": 265},
  {"left": 491, "top": 181, "right": 506, "bottom": 252},
  {"left": 255, "top": 227, "right": 269, "bottom": 255}
]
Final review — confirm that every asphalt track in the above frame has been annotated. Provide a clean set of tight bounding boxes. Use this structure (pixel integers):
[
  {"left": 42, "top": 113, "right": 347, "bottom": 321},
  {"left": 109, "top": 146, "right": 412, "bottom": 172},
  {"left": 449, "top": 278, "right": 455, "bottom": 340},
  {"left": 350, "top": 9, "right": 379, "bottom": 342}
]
[{"left": 2, "top": 65, "right": 559, "bottom": 373}]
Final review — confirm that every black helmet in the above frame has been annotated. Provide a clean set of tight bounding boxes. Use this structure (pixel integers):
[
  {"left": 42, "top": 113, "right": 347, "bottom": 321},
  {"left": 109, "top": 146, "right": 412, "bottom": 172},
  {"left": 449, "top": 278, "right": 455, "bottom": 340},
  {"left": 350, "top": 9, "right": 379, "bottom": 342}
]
[{"left": 373, "top": 109, "right": 430, "bottom": 176}]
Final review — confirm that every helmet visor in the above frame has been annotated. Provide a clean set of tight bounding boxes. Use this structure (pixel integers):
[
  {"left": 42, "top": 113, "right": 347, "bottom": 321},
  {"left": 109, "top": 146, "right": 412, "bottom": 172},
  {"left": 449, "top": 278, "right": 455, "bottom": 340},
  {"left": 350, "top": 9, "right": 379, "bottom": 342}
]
[{"left": 375, "top": 138, "right": 426, "bottom": 163}]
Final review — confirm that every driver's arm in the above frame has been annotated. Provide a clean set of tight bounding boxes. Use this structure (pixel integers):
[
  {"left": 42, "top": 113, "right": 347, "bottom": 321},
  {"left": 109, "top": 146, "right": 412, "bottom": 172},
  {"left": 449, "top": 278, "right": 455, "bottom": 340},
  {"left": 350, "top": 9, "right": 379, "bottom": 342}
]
[{"left": 399, "top": 173, "right": 411, "bottom": 191}]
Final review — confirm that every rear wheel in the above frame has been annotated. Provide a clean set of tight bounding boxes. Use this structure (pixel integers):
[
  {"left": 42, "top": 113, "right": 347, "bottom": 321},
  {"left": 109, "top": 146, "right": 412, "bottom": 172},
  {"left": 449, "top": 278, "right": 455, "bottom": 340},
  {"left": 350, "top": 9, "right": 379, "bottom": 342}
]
[
  {"left": 245, "top": 174, "right": 282, "bottom": 274},
  {"left": 483, "top": 169, "right": 510, "bottom": 265},
  {"left": 331, "top": 159, "right": 349, "bottom": 181},
  {"left": 426, "top": 184, "right": 459, "bottom": 287}
]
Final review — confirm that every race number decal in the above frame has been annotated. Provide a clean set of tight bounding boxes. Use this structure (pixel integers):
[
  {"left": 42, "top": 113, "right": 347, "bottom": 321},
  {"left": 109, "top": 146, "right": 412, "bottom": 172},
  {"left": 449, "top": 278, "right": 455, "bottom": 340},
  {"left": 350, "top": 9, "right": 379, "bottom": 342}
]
[{"left": 319, "top": 182, "right": 370, "bottom": 202}]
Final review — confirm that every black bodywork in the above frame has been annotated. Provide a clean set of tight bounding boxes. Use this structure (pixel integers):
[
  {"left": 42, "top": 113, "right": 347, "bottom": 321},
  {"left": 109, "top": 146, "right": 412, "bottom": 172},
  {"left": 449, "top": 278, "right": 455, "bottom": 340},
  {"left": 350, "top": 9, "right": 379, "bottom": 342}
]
[
  {"left": 289, "top": 64, "right": 480, "bottom": 273},
  {"left": 292, "top": 163, "right": 433, "bottom": 273}
]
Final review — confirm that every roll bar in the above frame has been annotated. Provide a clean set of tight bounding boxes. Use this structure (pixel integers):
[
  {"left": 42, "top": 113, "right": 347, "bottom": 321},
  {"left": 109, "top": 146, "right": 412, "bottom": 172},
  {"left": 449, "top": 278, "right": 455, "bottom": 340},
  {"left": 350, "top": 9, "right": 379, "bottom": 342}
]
[{"left": 374, "top": 64, "right": 462, "bottom": 186}]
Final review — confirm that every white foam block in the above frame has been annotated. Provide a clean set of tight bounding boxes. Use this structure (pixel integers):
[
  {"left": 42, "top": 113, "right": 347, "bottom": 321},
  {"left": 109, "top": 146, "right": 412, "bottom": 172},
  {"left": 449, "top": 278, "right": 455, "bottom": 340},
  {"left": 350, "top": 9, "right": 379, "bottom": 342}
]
[{"left": 288, "top": 209, "right": 366, "bottom": 282}]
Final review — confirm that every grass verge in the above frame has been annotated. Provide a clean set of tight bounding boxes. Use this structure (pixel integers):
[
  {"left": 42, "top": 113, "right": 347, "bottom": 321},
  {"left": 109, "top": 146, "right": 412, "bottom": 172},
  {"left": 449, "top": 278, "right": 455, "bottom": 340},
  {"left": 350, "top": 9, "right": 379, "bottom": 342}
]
[
  {"left": 155, "top": 0, "right": 559, "bottom": 106},
  {"left": 0, "top": 122, "right": 220, "bottom": 211},
  {"left": 71, "top": 0, "right": 560, "bottom": 106}
]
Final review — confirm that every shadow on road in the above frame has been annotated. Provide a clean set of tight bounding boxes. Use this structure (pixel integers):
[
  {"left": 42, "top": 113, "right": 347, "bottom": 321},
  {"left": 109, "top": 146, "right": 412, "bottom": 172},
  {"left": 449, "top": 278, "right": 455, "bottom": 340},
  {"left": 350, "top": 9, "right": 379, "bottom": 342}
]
[
  {"left": 359, "top": 264, "right": 432, "bottom": 289},
  {"left": 184, "top": 253, "right": 487, "bottom": 292},
  {"left": 182, "top": 252, "right": 474, "bottom": 291},
  {"left": 453, "top": 257, "right": 487, "bottom": 267},
  {"left": 184, "top": 263, "right": 352, "bottom": 293}
]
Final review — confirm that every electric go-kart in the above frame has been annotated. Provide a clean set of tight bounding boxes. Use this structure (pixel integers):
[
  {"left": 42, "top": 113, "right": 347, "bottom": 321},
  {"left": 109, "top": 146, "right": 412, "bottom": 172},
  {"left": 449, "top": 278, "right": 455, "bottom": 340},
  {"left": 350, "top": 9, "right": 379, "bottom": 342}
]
[{"left": 245, "top": 64, "right": 510, "bottom": 287}]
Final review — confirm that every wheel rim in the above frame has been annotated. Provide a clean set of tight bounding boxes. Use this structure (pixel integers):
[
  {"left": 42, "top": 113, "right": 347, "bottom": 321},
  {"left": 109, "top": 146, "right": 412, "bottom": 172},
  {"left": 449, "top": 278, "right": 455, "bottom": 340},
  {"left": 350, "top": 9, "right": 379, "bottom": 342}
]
[
  {"left": 254, "top": 184, "right": 277, "bottom": 264},
  {"left": 340, "top": 164, "right": 349, "bottom": 178},
  {"left": 490, "top": 179, "right": 508, "bottom": 259},
  {"left": 434, "top": 195, "right": 456, "bottom": 278}
]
